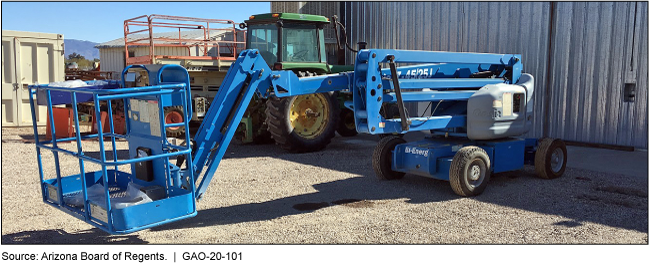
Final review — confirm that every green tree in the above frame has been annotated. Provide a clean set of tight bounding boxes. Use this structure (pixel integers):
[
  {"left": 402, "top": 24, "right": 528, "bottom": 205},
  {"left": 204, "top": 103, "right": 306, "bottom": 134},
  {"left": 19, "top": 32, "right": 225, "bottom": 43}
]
[
  {"left": 65, "top": 52, "right": 98, "bottom": 69},
  {"left": 67, "top": 52, "right": 86, "bottom": 60}
]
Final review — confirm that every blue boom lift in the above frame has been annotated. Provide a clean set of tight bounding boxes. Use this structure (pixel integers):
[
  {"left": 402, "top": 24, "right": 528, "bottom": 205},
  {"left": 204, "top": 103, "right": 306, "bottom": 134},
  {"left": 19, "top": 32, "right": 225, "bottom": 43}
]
[{"left": 29, "top": 48, "right": 567, "bottom": 234}]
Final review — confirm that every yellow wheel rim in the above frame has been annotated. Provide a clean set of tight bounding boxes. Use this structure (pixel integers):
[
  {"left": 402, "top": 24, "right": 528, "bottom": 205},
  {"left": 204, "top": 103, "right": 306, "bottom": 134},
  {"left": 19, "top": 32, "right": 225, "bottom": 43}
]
[{"left": 290, "top": 94, "right": 329, "bottom": 139}]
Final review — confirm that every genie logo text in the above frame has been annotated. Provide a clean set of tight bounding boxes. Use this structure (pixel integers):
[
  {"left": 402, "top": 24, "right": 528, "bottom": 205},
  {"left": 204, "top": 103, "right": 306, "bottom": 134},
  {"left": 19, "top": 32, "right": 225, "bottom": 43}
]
[{"left": 404, "top": 146, "right": 429, "bottom": 157}]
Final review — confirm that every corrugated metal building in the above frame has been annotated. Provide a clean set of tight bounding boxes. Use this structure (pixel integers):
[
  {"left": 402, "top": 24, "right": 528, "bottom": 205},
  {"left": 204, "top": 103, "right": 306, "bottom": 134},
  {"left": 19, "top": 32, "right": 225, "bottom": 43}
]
[{"left": 272, "top": 1, "right": 648, "bottom": 149}]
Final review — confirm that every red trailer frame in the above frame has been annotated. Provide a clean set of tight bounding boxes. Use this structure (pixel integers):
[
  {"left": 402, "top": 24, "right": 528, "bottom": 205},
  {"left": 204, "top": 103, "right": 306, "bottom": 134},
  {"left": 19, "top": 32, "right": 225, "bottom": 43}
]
[{"left": 124, "top": 14, "right": 245, "bottom": 66}]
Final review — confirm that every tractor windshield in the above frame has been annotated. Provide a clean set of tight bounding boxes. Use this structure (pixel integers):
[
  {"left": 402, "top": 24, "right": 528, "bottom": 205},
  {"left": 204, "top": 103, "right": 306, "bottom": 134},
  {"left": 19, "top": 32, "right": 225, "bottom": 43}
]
[
  {"left": 247, "top": 24, "right": 278, "bottom": 65},
  {"left": 247, "top": 23, "right": 322, "bottom": 66},
  {"left": 282, "top": 24, "right": 319, "bottom": 62}
]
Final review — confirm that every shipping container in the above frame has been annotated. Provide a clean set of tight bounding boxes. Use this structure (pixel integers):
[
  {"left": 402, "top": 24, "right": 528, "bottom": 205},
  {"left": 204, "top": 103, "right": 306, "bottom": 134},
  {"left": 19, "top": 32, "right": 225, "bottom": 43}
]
[{"left": 2, "top": 30, "right": 65, "bottom": 127}]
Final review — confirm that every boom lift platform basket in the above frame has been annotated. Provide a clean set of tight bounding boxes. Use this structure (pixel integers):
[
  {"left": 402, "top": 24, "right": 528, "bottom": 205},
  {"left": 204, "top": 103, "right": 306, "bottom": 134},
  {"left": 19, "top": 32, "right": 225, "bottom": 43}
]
[{"left": 29, "top": 65, "right": 197, "bottom": 234}]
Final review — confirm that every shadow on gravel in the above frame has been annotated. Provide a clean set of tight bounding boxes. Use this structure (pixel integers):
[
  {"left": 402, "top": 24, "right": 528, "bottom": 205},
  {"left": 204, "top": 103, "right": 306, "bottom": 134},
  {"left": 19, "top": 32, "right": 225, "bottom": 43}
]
[
  {"left": 2, "top": 228, "right": 147, "bottom": 244},
  {"left": 151, "top": 174, "right": 459, "bottom": 232},
  {"left": 155, "top": 133, "right": 648, "bottom": 234}
]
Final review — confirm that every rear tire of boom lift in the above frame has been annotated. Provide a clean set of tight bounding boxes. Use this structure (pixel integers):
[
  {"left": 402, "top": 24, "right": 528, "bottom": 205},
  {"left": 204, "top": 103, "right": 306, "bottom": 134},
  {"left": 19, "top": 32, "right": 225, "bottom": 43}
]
[
  {"left": 373, "top": 136, "right": 407, "bottom": 180},
  {"left": 449, "top": 146, "right": 491, "bottom": 196},
  {"left": 534, "top": 138, "right": 567, "bottom": 179},
  {"left": 265, "top": 93, "right": 339, "bottom": 153}
]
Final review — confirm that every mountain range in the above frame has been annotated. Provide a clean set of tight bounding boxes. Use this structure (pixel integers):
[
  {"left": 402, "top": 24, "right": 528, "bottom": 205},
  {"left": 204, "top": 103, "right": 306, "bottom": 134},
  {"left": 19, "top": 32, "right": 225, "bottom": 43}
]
[{"left": 64, "top": 39, "right": 99, "bottom": 59}]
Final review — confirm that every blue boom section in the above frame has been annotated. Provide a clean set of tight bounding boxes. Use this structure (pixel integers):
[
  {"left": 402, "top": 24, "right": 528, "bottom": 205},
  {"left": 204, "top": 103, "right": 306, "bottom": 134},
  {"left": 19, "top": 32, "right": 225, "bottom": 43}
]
[
  {"left": 190, "top": 50, "right": 273, "bottom": 199},
  {"left": 351, "top": 49, "right": 521, "bottom": 135}
]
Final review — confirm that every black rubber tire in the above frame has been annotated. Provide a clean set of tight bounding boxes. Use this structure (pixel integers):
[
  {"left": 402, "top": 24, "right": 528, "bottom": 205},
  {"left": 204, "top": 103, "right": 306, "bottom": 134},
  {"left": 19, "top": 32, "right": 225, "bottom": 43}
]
[
  {"left": 164, "top": 106, "right": 185, "bottom": 138},
  {"left": 265, "top": 93, "right": 339, "bottom": 153},
  {"left": 377, "top": 103, "right": 404, "bottom": 139},
  {"left": 534, "top": 138, "right": 567, "bottom": 179},
  {"left": 336, "top": 108, "right": 358, "bottom": 137},
  {"left": 379, "top": 133, "right": 404, "bottom": 139},
  {"left": 372, "top": 136, "right": 407, "bottom": 180},
  {"left": 380, "top": 103, "right": 401, "bottom": 119},
  {"left": 449, "top": 146, "right": 491, "bottom": 196}
]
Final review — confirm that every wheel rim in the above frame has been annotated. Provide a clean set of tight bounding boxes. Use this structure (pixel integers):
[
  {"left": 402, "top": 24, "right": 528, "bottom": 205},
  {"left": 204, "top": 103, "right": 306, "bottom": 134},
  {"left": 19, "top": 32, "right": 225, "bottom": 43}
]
[
  {"left": 550, "top": 148, "right": 564, "bottom": 173},
  {"left": 290, "top": 94, "right": 329, "bottom": 139},
  {"left": 165, "top": 111, "right": 183, "bottom": 131},
  {"left": 466, "top": 159, "right": 486, "bottom": 188}
]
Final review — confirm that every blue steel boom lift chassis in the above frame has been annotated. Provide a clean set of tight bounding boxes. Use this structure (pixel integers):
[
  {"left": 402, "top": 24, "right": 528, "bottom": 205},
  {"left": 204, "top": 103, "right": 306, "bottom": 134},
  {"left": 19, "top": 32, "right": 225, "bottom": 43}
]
[{"left": 29, "top": 49, "right": 567, "bottom": 234}]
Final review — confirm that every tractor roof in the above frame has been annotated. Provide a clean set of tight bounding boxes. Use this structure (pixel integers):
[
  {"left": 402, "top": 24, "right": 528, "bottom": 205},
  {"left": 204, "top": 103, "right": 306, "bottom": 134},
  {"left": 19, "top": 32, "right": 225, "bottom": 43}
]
[{"left": 245, "top": 13, "right": 329, "bottom": 24}]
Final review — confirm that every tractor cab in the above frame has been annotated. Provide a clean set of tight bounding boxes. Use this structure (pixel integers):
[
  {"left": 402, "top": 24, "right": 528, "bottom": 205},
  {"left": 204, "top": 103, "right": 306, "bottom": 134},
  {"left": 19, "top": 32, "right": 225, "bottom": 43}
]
[{"left": 243, "top": 13, "right": 330, "bottom": 74}]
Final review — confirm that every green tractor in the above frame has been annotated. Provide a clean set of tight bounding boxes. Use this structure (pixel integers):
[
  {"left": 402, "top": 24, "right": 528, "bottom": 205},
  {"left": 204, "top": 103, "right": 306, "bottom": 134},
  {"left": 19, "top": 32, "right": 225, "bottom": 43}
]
[{"left": 238, "top": 13, "right": 358, "bottom": 152}]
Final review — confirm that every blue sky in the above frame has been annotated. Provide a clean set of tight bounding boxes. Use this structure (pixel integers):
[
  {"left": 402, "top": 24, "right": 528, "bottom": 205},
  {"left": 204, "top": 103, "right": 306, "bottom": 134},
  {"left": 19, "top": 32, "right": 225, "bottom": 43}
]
[{"left": 1, "top": 1, "right": 270, "bottom": 43}]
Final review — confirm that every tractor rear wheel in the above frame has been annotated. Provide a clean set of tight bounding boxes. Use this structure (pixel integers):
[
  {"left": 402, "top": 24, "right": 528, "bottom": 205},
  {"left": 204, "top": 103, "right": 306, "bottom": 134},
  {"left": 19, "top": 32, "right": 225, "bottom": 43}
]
[
  {"left": 265, "top": 93, "right": 339, "bottom": 153},
  {"left": 164, "top": 106, "right": 185, "bottom": 138}
]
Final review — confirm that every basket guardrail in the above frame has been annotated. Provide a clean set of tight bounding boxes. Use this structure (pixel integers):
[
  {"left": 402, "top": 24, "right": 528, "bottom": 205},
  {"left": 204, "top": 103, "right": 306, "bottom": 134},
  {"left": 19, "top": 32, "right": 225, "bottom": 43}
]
[{"left": 28, "top": 80, "right": 197, "bottom": 234}]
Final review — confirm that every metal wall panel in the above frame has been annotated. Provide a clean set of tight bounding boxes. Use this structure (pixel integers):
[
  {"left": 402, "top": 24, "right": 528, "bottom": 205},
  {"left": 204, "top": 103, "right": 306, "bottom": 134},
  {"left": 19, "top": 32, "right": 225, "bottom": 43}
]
[
  {"left": 101, "top": 46, "right": 189, "bottom": 76},
  {"left": 272, "top": 1, "right": 339, "bottom": 42},
  {"left": 547, "top": 2, "right": 647, "bottom": 148},
  {"left": 99, "top": 47, "right": 125, "bottom": 75},
  {"left": 271, "top": 2, "right": 300, "bottom": 14}
]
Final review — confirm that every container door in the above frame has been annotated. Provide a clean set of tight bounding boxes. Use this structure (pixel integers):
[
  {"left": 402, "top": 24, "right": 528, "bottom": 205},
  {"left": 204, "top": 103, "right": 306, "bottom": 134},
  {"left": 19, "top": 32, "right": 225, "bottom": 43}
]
[
  {"left": 16, "top": 37, "right": 65, "bottom": 126},
  {"left": 1, "top": 36, "right": 19, "bottom": 126},
  {"left": 2, "top": 35, "right": 61, "bottom": 127}
]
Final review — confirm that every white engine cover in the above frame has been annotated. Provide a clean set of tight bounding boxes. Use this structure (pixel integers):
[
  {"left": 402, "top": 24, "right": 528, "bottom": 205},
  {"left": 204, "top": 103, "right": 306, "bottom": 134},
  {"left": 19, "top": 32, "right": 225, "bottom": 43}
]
[{"left": 466, "top": 73, "right": 534, "bottom": 140}]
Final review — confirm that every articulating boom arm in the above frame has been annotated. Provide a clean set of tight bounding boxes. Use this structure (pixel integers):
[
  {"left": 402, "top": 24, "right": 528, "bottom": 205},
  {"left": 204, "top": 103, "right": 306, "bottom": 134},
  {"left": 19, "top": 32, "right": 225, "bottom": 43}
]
[
  {"left": 190, "top": 50, "right": 273, "bottom": 198},
  {"left": 351, "top": 49, "right": 521, "bottom": 135}
]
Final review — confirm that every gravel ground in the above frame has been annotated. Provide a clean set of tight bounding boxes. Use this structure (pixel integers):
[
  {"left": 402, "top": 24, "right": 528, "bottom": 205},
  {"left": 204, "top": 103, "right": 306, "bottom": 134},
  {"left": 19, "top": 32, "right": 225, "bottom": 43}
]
[{"left": 1, "top": 127, "right": 647, "bottom": 244}]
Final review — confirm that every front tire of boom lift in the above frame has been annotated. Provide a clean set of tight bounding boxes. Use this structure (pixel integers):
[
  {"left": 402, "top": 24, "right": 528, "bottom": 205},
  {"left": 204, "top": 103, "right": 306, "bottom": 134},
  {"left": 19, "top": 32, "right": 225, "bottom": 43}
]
[
  {"left": 164, "top": 106, "right": 186, "bottom": 138},
  {"left": 265, "top": 93, "right": 339, "bottom": 153},
  {"left": 373, "top": 136, "right": 407, "bottom": 180},
  {"left": 449, "top": 146, "right": 491, "bottom": 196},
  {"left": 534, "top": 138, "right": 567, "bottom": 179}
]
